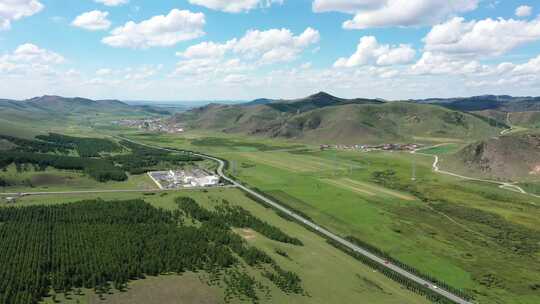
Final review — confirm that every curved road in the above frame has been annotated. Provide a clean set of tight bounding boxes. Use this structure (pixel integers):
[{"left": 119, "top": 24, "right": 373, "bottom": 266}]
[
  {"left": 118, "top": 136, "right": 473, "bottom": 304},
  {"left": 414, "top": 146, "right": 539, "bottom": 198}
]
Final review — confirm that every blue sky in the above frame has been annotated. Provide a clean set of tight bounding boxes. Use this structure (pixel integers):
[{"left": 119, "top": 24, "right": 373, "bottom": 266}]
[{"left": 1, "top": 0, "right": 540, "bottom": 101}]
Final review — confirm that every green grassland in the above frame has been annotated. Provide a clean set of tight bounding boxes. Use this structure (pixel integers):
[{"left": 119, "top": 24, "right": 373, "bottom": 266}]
[
  {"left": 0, "top": 118, "right": 47, "bottom": 138},
  {"left": 41, "top": 273, "right": 222, "bottom": 304},
  {"left": 520, "top": 182, "right": 540, "bottom": 196},
  {"left": 2, "top": 111, "right": 538, "bottom": 304},
  {"left": 5, "top": 189, "right": 429, "bottom": 304},
  {"left": 416, "top": 144, "right": 463, "bottom": 155},
  {"left": 0, "top": 164, "right": 157, "bottom": 192},
  {"left": 113, "top": 130, "right": 312, "bottom": 154},
  {"left": 122, "top": 131, "right": 540, "bottom": 304}
]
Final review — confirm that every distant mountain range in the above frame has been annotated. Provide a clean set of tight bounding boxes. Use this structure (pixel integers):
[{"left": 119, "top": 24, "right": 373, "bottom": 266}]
[
  {"left": 171, "top": 92, "right": 503, "bottom": 144},
  {"left": 2, "top": 93, "right": 538, "bottom": 144},
  {"left": 0, "top": 95, "right": 170, "bottom": 137},
  {"left": 411, "top": 95, "right": 540, "bottom": 112},
  {"left": 0, "top": 95, "right": 169, "bottom": 119}
]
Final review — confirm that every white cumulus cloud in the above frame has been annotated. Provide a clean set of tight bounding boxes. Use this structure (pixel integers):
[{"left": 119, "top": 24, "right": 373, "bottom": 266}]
[
  {"left": 424, "top": 17, "right": 540, "bottom": 57},
  {"left": 72, "top": 10, "right": 111, "bottom": 31},
  {"left": 172, "top": 57, "right": 251, "bottom": 77},
  {"left": 234, "top": 27, "right": 320, "bottom": 64},
  {"left": 334, "top": 36, "right": 415, "bottom": 67},
  {"left": 96, "top": 68, "right": 113, "bottom": 76},
  {"left": 176, "top": 40, "right": 237, "bottom": 59},
  {"left": 188, "top": 0, "right": 283, "bottom": 13},
  {"left": 223, "top": 73, "right": 249, "bottom": 84},
  {"left": 0, "top": 43, "right": 64, "bottom": 75},
  {"left": 313, "top": 0, "right": 478, "bottom": 29},
  {"left": 515, "top": 5, "right": 533, "bottom": 17},
  {"left": 313, "top": 0, "right": 380, "bottom": 13},
  {"left": 508, "top": 54, "right": 540, "bottom": 75},
  {"left": 102, "top": 9, "right": 205, "bottom": 48},
  {"left": 0, "top": 0, "right": 44, "bottom": 30},
  {"left": 172, "top": 27, "right": 318, "bottom": 81},
  {"left": 410, "top": 52, "right": 486, "bottom": 75},
  {"left": 177, "top": 27, "right": 320, "bottom": 64},
  {"left": 94, "top": 0, "right": 129, "bottom": 6},
  {"left": 10, "top": 43, "right": 65, "bottom": 64}
]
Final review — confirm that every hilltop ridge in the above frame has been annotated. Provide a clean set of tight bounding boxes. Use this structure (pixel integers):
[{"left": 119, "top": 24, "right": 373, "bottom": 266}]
[{"left": 171, "top": 92, "right": 501, "bottom": 144}]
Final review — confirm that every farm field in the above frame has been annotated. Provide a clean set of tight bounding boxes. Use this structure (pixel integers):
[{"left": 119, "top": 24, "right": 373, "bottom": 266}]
[
  {"left": 120, "top": 132, "right": 540, "bottom": 304},
  {"left": 4, "top": 189, "right": 429, "bottom": 304}
]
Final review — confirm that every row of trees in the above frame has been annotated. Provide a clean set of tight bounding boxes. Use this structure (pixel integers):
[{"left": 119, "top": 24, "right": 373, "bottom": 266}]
[
  {"left": 344, "top": 236, "right": 474, "bottom": 301},
  {"left": 0, "top": 134, "right": 202, "bottom": 183},
  {"left": 0, "top": 135, "right": 70, "bottom": 154},
  {"left": 1, "top": 133, "right": 121, "bottom": 157},
  {"left": 111, "top": 140, "right": 203, "bottom": 174},
  {"left": 36, "top": 133, "right": 121, "bottom": 157},
  {"left": 176, "top": 197, "right": 305, "bottom": 295},
  {"left": 177, "top": 197, "right": 303, "bottom": 246},
  {"left": 216, "top": 200, "right": 303, "bottom": 245},
  {"left": 326, "top": 239, "right": 466, "bottom": 304},
  {"left": 0, "top": 151, "right": 127, "bottom": 182},
  {"left": 0, "top": 198, "right": 305, "bottom": 304}
]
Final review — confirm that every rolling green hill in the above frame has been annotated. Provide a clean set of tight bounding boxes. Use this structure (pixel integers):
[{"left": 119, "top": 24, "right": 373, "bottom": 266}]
[
  {"left": 0, "top": 95, "right": 166, "bottom": 128},
  {"left": 0, "top": 95, "right": 168, "bottom": 137},
  {"left": 173, "top": 92, "right": 502, "bottom": 144}
]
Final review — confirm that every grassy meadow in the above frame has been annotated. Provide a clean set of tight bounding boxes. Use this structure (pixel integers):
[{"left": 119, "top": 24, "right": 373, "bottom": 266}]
[
  {"left": 4, "top": 189, "right": 429, "bottom": 304},
  {"left": 119, "top": 131, "right": 540, "bottom": 304}
]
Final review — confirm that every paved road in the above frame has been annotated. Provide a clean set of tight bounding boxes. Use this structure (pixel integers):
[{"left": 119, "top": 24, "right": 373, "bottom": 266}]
[{"left": 118, "top": 136, "right": 474, "bottom": 304}]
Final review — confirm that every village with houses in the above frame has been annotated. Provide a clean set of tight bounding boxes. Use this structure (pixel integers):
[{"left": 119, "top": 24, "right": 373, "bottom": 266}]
[
  {"left": 320, "top": 143, "right": 423, "bottom": 152},
  {"left": 115, "top": 118, "right": 186, "bottom": 134}
]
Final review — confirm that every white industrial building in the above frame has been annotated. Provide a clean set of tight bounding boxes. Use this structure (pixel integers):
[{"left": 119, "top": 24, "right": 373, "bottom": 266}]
[{"left": 156, "top": 169, "right": 220, "bottom": 188}]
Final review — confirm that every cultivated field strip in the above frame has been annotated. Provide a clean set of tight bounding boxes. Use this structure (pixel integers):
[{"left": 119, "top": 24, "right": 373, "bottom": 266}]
[
  {"left": 236, "top": 151, "right": 360, "bottom": 173},
  {"left": 341, "top": 178, "right": 416, "bottom": 201},
  {"left": 320, "top": 178, "right": 377, "bottom": 196}
]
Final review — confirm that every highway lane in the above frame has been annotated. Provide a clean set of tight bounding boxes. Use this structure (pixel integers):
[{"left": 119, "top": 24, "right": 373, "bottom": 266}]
[{"left": 117, "top": 136, "right": 474, "bottom": 304}]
